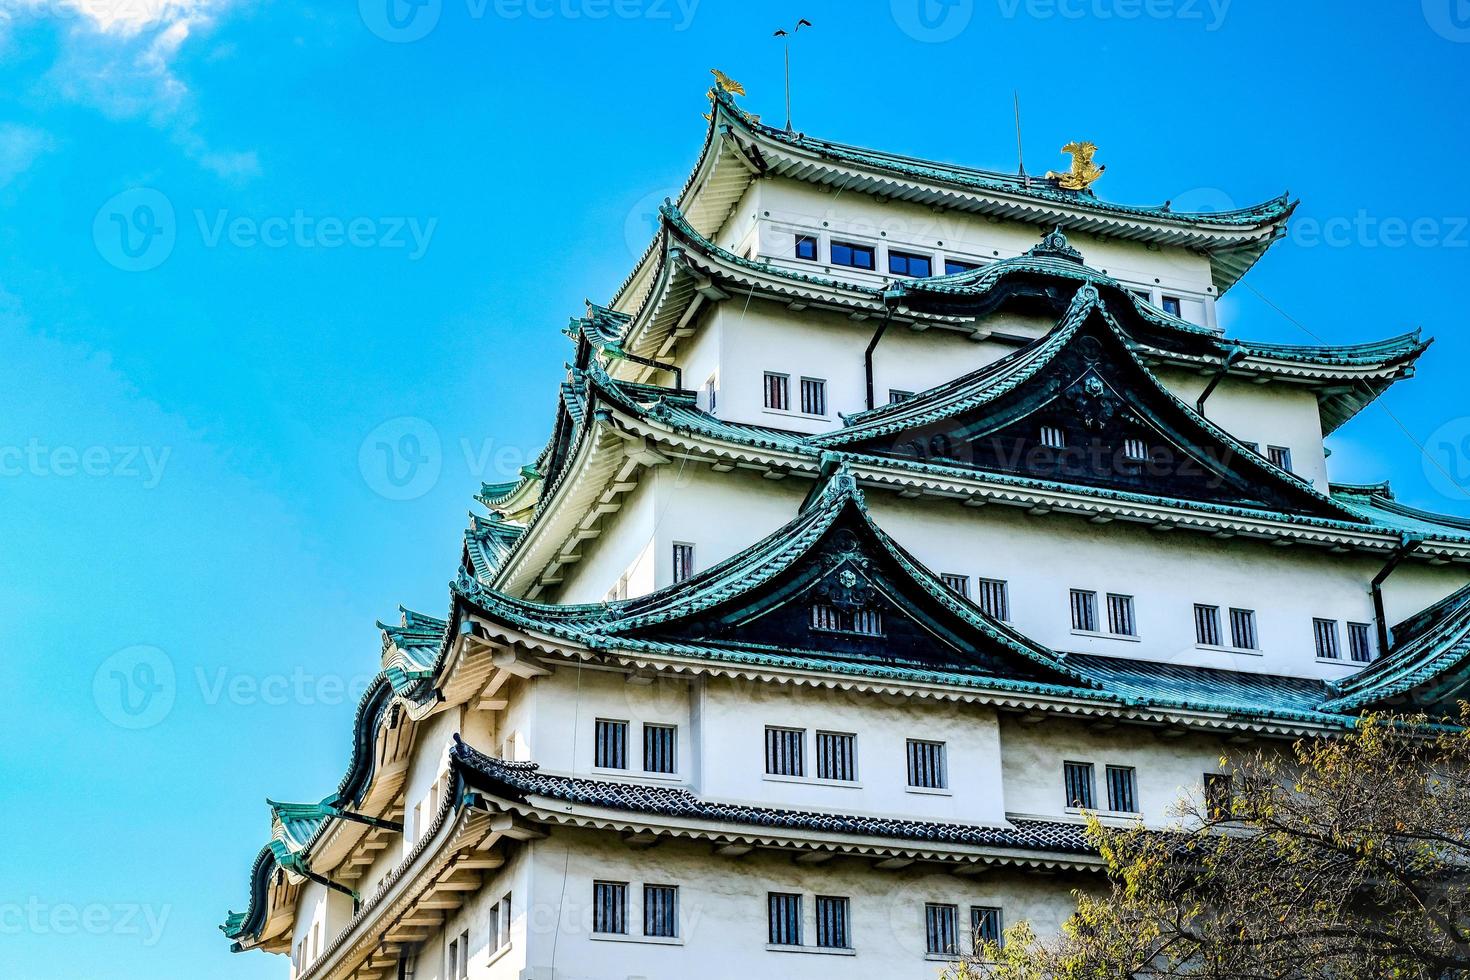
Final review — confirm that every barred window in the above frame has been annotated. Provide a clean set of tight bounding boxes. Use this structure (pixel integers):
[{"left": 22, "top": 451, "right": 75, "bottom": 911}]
[
  {"left": 851, "top": 607, "right": 882, "bottom": 636},
  {"left": 1040, "top": 424, "right": 1066, "bottom": 449},
  {"left": 800, "top": 377, "right": 827, "bottom": 416},
  {"left": 1070, "top": 589, "right": 1098, "bottom": 632},
  {"left": 1314, "top": 618, "right": 1341, "bottom": 660},
  {"left": 815, "top": 895, "right": 851, "bottom": 949},
  {"left": 889, "top": 389, "right": 915, "bottom": 404},
  {"left": 1230, "top": 608, "right": 1258, "bottom": 650},
  {"left": 1107, "top": 594, "right": 1136, "bottom": 636},
  {"left": 765, "top": 726, "right": 805, "bottom": 777},
  {"left": 1106, "top": 765, "right": 1138, "bottom": 813},
  {"left": 1204, "top": 773, "right": 1234, "bottom": 820},
  {"left": 941, "top": 573, "right": 970, "bottom": 597},
  {"left": 593, "top": 881, "right": 628, "bottom": 935},
  {"left": 1267, "top": 445, "right": 1293, "bottom": 472},
  {"left": 643, "top": 723, "right": 677, "bottom": 774},
  {"left": 810, "top": 603, "right": 841, "bottom": 631},
  {"left": 672, "top": 542, "right": 694, "bottom": 584},
  {"left": 643, "top": 884, "right": 678, "bottom": 938},
  {"left": 763, "top": 372, "right": 790, "bottom": 411},
  {"left": 594, "top": 719, "right": 628, "bottom": 770},
  {"left": 1195, "top": 604, "right": 1222, "bottom": 646},
  {"left": 768, "top": 892, "right": 802, "bottom": 946},
  {"left": 1064, "top": 761, "right": 1095, "bottom": 809},
  {"left": 810, "top": 602, "right": 884, "bottom": 636},
  {"left": 971, "top": 906, "right": 1003, "bottom": 951},
  {"left": 816, "top": 731, "right": 857, "bottom": 781},
  {"left": 907, "top": 739, "right": 947, "bottom": 790},
  {"left": 925, "top": 903, "right": 960, "bottom": 956},
  {"left": 1122, "top": 436, "right": 1149, "bottom": 461},
  {"left": 976, "top": 578, "right": 1010, "bottom": 621},
  {"left": 1348, "top": 622, "right": 1374, "bottom": 663}
]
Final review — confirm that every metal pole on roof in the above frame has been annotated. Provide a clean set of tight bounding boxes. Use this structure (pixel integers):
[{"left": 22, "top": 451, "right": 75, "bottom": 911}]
[
  {"left": 773, "top": 18, "right": 812, "bottom": 132},
  {"left": 1014, "top": 91, "right": 1028, "bottom": 186}
]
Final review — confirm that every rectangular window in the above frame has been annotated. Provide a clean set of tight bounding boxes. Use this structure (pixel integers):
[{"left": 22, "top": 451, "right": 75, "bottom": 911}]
[
  {"left": 888, "top": 389, "right": 915, "bottom": 404},
  {"left": 643, "top": 884, "right": 678, "bottom": 938},
  {"left": 459, "top": 930, "right": 469, "bottom": 978},
  {"left": 1064, "top": 761, "right": 1095, "bottom": 809},
  {"left": 1314, "top": 618, "right": 1341, "bottom": 660},
  {"left": 447, "top": 938, "right": 459, "bottom": 980},
  {"left": 830, "top": 240, "right": 875, "bottom": 270},
  {"left": 643, "top": 723, "right": 677, "bottom": 774},
  {"left": 941, "top": 573, "right": 970, "bottom": 597},
  {"left": 1106, "top": 765, "right": 1138, "bottom": 813},
  {"left": 888, "top": 249, "right": 933, "bottom": 277},
  {"left": 1240, "top": 441, "right": 1260, "bottom": 454},
  {"left": 815, "top": 895, "right": 851, "bottom": 949},
  {"left": 816, "top": 731, "right": 857, "bottom": 781},
  {"left": 765, "top": 726, "right": 805, "bottom": 777},
  {"left": 1107, "top": 594, "right": 1136, "bottom": 637},
  {"left": 1348, "top": 622, "right": 1374, "bottom": 663},
  {"left": 799, "top": 377, "right": 827, "bottom": 416},
  {"left": 594, "top": 719, "right": 628, "bottom": 770},
  {"left": 593, "top": 881, "right": 628, "bottom": 935},
  {"left": 793, "top": 234, "right": 818, "bottom": 261},
  {"left": 1204, "top": 773, "right": 1234, "bottom": 820},
  {"left": 1128, "top": 287, "right": 1150, "bottom": 303},
  {"left": 925, "top": 903, "right": 960, "bottom": 956},
  {"left": 500, "top": 893, "right": 511, "bottom": 948},
  {"left": 906, "top": 739, "right": 947, "bottom": 790},
  {"left": 971, "top": 906, "right": 1003, "bottom": 951},
  {"left": 703, "top": 374, "right": 718, "bottom": 413},
  {"left": 1071, "top": 589, "right": 1099, "bottom": 632},
  {"left": 945, "top": 258, "right": 979, "bottom": 275},
  {"left": 810, "top": 603, "right": 841, "bottom": 631},
  {"left": 1195, "top": 604, "right": 1222, "bottom": 646},
  {"left": 767, "top": 893, "right": 802, "bottom": 946},
  {"left": 1161, "top": 295, "right": 1182, "bottom": 316},
  {"left": 1123, "top": 436, "right": 1149, "bottom": 461},
  {"left": 488, "top": 901, "right": 502, "bottom": 953},
  {"left": 851, "top": 607, "right": 882, "bottom": 636},
  {"left": 976, "top": 578, "right": 1010, "bottom": 621},
  {"left": 1268, "top": 445, "right": 1293, "bottom": 472},
  {"left": 672, "top": 542, "right": 694, "bottom": 584},
  {"left": 763, "top": 372, "right": 790, "bottom": 411},
  {"left": 1040, "top": 424, "right": 1066, "bottom": 449},
  {"left": 1230, "top": 608, "right": 1258, "bottom": 650}
]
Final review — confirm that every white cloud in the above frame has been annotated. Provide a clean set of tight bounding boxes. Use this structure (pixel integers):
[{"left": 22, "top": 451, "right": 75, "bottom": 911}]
[{"left": 0, "top": 123, "right": 55, "bottom": 188}]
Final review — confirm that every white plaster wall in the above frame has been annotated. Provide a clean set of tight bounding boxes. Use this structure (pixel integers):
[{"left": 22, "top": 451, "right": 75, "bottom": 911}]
[
  {"left": 557, "top": 477, "right": 658, "bottom": 604},
  {"left": 403, "top": 849, "right": 528, "bottom": 980},
  {"left": 516, "top": 827, "right": 1093, "bottom": 980},
  {"left": 402, "top": 710, "right": 459, "bottom": 857}
]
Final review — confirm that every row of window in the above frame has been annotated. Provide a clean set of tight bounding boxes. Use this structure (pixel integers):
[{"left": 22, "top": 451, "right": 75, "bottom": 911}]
[
  {"left": 763, "top": 370, "right": 828, "bottom": 416},
  {"left": 1063, "top": 761, "right": 1137, "bottom": 813},
  {"left": 595, "top": 718, "right": 679, "bottom": 774},
  {"left": 1035, "top": 425, "right": 1293, "bottom": 473},
  {"left": 590, "top": 879, "right": 1002, "bottom": 957},
  {"left": 791, "top": 233, "right": 982, "bottom": 280},
  {"left": 439, "top": 891, "right": 511, "bottom": 980},
  {"left": 766, "top": 726, "right": 949, "bottom": 790}
]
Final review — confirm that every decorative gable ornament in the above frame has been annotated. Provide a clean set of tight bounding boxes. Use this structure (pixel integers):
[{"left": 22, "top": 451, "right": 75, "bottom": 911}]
[{"left": 1027, "top": 227, "right": 1085, "bottom": 263}]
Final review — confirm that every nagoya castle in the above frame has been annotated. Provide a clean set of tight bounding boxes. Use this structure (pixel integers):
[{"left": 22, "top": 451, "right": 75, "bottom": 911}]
[{"left": 222, "top": 77, "right": 1470, "bottom": 979}]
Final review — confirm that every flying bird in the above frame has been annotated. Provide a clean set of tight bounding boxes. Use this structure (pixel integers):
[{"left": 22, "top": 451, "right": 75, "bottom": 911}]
[{"left": 774, "top": 17, "right": 812, "bottom": 36}]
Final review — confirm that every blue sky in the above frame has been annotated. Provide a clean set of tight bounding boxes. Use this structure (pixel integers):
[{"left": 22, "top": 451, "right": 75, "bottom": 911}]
[{"left": 1, "top": 1, "right": 1467, "bottom": 976}]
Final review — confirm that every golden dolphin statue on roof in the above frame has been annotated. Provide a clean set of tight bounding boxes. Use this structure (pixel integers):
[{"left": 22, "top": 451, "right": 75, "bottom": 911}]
[
  {"left": 709, "top": 69, "right": 746, "bottom": 96},
  {"left": 1045, "top": 141, "right": 1105, "bottom": 191}
]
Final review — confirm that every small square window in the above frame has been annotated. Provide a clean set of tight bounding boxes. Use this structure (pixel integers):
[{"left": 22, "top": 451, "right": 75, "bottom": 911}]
[
  {"left": 816, "top": 731, "right": 857, "bottom": 781},
  {"left": 945, "top": 258, "right": 979, "bottom": 275},
  {"left": 830, "top": 240, "right": 875, "bottom": 270},
  {"left": 1314, "top": 618, "right": 1341, "bottom": 660},
  {"left": 888, "top": 249, "right": 933, "bottom": 277},
  {"left": 644, "top": 884, "right": 678, "bottom": 938},
  {"left": 763, "top": 372, "right": 790, "bottom": 411},
  {"left": 925, "top": 903, "right": 960, "bottom": 956},
  {"left": 1161, "top": 295, "right": 1182, "bottom": 316},
  {"left": 1230, "top": 608, "right": 1258, "bottom": 650},
  {"left": 594, "top": 719, "right": 628, "bottom": 770},
  {"left": 593, "top": 881, "right": 628, "bottom": 934},
  {"left": 971, "top": 906, "right": 1003, "bottom": 951},
  {"left": 1204, "top": 773, "right": 1234, "bottom": 820},
  {"left": 1107, "top": 594, "right": 1136, "bottom": 637},
  {"left": 1040, "top": 424, "right": 1066, "bottom": 449},
  {"left": 976, "top": 578, "right": 1010, "bottom": 621},
  {"left": 1070, "top": 589, "right": 1099, "bottom": 632},
  {"left": 1063, "top": 760, "right": 1095, "bottom": 808},
  {"left": 768, "top": 892, "right": 802, "bottom": 946},
  {"left": 1267, "top": 445, "right": 1293, "bottom": 473},
  {"left": 793, "top": 234, "right": 818, "bottom": 261},
  {"left": 906, "top": 739, "right": 947, "bottom": 790},
  {"left": 1106, "top": 765, "right": 1138, "bottom": 813},
  {"left": 643, "top": 723, "right": 677, "bottom": 774},
  {"left": 765, "top": 726, "right": 804, "bottom": 777},
  {"left": 1195, "top": 604, "right": 1223, "bottom": 647},
  {"left": 941, "top": 573, "right": 970, "bottom": 597},
  {"left": 1123, "top": 436, "right": 1149, "bottom": 462},
  {"left": 1348, "top": 622, "right": 1374, "bottom": 663},
  {"left": 815, "top": 895, "right": 851, "bottom": 949},
  {"left": 799, "top": 377, "right": 827, "bottom": 416}
]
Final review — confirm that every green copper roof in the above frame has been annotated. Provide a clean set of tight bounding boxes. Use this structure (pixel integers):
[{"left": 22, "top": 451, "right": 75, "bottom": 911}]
[
  {"left": 464, "top": 513, "right": 525, "bottom": 581},
  {"left": 1330, "top": 484, "right": 1470, "bottom": 542},
  {"left": 1321, "top": 583, "right": 1470, "bottom": 713}
]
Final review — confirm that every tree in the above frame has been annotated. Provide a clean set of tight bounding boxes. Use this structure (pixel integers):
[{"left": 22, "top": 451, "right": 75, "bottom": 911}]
[{"left": 946, "top": 713, "right": 1470, "bottom": 980}]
